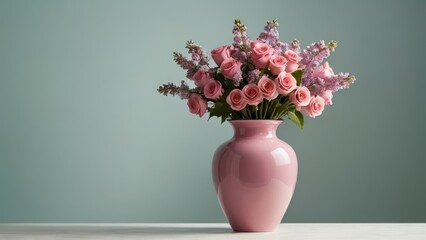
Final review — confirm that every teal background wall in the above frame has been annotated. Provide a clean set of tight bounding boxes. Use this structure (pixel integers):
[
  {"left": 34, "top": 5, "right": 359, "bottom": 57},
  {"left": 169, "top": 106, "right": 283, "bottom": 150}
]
[{"left": 1, "top": 0, "right": 425, "bottom": 223}]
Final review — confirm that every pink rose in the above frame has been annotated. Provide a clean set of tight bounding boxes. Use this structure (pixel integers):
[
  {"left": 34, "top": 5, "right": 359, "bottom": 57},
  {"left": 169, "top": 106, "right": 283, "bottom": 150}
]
[
  {"left": 191, "top": 70, "right": 210, "bottom": 88},
  {"left": 275, "top": 72, "right": 297, "bottom": 95},
  {"left": 258, "top": 76, "right": 279, "bottom": 100},
  {"left": 203, "top": 79, "right": 223, "bottom": 100},
  {"left": 220, "top": 58, "right": 242, "bottom": 81},
  {"left": 226, "top": 89, "right": 247, "bottom": 111},
  {"left": 320, "top": 90, "right": 333, "bottom": 105},
  {"left": 312, "top": 62, "right": 334, "bottom": 79},
  {"left": 283, "top": 50, "right": 301, "bottom": 73},
  {"left": 301, "top": 96, "right": 325, "bottom": 118},
  {"left": 211, "top": 45, "right": 233, "bottom": 66},
  {"left": 269, "top": 55, "right": 288, "bottom": 75},
  {"left": 250, "top": 40, "right": 273, "bottom": 68},
  {"left": 187, "top": 94, "right": 207, "bottom": 117},
  {"left": 242, "top": 83, "right": 263, "bottom": 106},
  {"left": 290, "top": 86, "right": 311, "bottom": 109}
]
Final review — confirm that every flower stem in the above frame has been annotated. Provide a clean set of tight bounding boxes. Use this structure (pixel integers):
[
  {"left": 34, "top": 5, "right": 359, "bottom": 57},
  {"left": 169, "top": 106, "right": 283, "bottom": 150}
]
[
  {"left": 252, "top": 105, "right": 258, "bottom": 119},
  {"left": 263, "top": 100, "right": 269, "bottom": 119}
]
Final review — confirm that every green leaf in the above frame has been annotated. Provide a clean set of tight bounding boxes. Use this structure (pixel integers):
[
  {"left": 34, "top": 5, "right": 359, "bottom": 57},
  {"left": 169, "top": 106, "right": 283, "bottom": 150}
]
[
  {"left": 291, "top": 69, "right": 303, "bottom": 86},
  {"left": 294, "top": 110, "right": 304, "bottom": 129},
  {"left": 221, "top": 115, "right": 227, "bottom": 123},
  {"left": 288, "top": 111, "right": 304, "bottom": 129},
  {"left": 209, "top": 102, "right": 231, "bottom": 121},
  {"left": 273, "top": 100, "right": 291, "bottom": 119}
]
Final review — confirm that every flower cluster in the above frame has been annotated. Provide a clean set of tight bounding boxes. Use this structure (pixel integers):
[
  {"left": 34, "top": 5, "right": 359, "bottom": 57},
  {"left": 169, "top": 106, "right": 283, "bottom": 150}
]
[{"left": 158, "top": 19, "right": 356, "bottom": 128}]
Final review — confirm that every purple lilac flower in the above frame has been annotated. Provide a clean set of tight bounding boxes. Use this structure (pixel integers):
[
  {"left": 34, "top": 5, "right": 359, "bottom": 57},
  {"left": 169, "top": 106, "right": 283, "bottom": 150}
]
[
  {"left": 191, "top": 54, "right": 200, "bottom": 62},
  {"left": 307, "top": 73, "right": 356, "bottom": 96},
  {"left": 173, "top": 52, "right": 198, "bottom": 78},
  {"left": 233, "top": 35, "right": 242, "bottom": 45},
  {"left": 290, "top": 39, "right": 300, "bottom": 52},
  {"left": 186, "top": 40, "right": 210, "bottom": 66},
  {"left": 300, "top": 40, "right": 330, "bottom": 67},
  {"left": 300, "top": 40, "right": 355, "bottom": 95},
  {"left": 247, "top": 69, "right": 261, "bottom": 83},
  {"left": 230, "top": 48, "right": 247, "bottom": 62},
  {"left": 281, "top": 39, "right": 301, "bottom": 54},
  {"left": 300, "top": 40, "right": 331, "bottom": 86},
  {"left": 185, "top": 68, "right": 197, "bottom": 79},
  {"left": 258, "top": 19, "right": 281, "bottom": 53},
  {"left": 157, "top": 80, "right": 192, "bottom": 100},
  {"left": 281, "top": 42, "right": 290, "bottom": 52},
  {"left": 173, "top": 52, "right": 196, "bottom": 70},
  {"left": 232, "top": 19, "right": 250, "bottom": 50},
  {"left": 232, "top": 72, "right": 243, "bottom": 86}
]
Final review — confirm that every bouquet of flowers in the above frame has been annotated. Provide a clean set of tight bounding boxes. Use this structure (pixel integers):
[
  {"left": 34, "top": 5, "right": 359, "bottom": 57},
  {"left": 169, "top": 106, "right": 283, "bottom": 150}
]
[{"left": 157, "top": 19, "right": 355, "bottom": 128}]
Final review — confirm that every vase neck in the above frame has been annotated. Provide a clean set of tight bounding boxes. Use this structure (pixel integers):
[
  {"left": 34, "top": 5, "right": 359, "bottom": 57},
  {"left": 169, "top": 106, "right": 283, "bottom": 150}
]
[{"left": 230, "top": 120, "right": 281, "bottom": 139}]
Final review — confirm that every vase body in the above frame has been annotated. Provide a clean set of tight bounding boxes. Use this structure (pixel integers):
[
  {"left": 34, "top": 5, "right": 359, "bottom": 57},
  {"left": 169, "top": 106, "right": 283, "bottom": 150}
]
[{"left": 212, "top": 120, "right": 298, "bottom": 232}]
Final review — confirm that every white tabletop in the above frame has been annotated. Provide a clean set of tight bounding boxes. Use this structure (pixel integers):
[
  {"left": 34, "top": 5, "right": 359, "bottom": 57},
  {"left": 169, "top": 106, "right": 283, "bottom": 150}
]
[{"left": 0, "top": 223, "right": 425, "bottom": 240}]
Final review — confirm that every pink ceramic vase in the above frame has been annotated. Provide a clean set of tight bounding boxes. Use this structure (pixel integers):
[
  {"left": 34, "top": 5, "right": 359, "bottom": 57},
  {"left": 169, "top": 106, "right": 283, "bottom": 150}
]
[{"left": 212, "top": 120, "right": 298, "bottom": 232}]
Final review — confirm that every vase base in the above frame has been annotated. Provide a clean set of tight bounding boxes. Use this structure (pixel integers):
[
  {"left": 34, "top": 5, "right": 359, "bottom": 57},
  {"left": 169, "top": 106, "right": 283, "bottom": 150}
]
[
  {"left": 230, "top": 225, "right": 278, "bottom": 232},
  {"left": 232, "top": 229, "right": 277, "bottom": 232}
]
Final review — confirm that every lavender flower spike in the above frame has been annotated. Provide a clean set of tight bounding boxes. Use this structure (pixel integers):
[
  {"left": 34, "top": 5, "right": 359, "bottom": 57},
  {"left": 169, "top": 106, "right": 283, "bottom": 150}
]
[
  {"left": 173, "top": 52, "right": 195, "bottom": 69},
  {"left": 258, "top": 19, "right": 281, "bottom": 51},
  {"left": 230, "top": 19, "right": 250, "bottom": 63},
  {"left": 173, "top": 52, "right": 198, "bottom": 79},
  {"left": 300, "top": 40, "right": 336, "bottom": 86},
  {"left": 247, "top": 69, "right": 261, "bottom": 83},
  {"left": 157, "top": 80, "right": 192, "bottom": 100},
  {"left": 281, "top": 39, "right": 301, "bottom": 53},
  {"left": 307, "top": 73, "right": 356, "bottom": 96},
  {"left": 300, "top": 40, "right": 331, "bottom": 67},
  {"left": 232, "top": 19, "right": 250, "bottom": 50},
  {"left": 185, "top": 40, "right": 210, "bottom": 66}
]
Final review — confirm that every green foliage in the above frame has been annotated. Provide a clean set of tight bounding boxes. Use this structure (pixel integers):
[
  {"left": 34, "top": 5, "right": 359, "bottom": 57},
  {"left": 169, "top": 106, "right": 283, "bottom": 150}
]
[
  {"left": 208, "top": 102, "right": 231, "bottom": 123},
  {"left": 287, "top": 110, "right": 304, "bottom": 129},
  {"left": 291, "top": 69, "right": 303, "bottom": 86}
]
